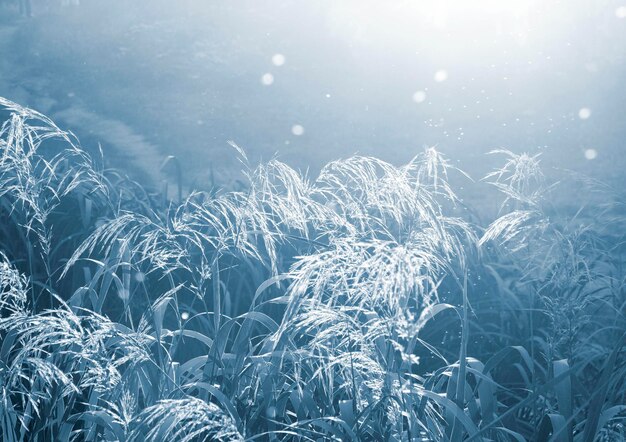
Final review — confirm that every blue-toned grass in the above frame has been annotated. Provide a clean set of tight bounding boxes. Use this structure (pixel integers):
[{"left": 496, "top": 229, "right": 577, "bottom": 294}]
[{"left": 0, "top": 97, "right": 624, "bottom": 441}]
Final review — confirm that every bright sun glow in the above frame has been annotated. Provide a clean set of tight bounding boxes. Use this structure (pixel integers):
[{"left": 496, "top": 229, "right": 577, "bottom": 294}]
[
  {"left": 329, "top": 0, "right": 538, "bottom": 56},
  {"left": 418, "top": 0, "right": 535, "bottom": 26}
]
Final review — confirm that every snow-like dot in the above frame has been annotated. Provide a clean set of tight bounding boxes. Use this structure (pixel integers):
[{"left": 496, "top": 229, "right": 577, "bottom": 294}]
[
  {"left": 413, "top": 90, "right": 426, "bottom": 103},
  {"left": 434, "top": 70, "right": 448, "bottom": 82},
  {"left": 134, "top": 272, "right": 145, "bottom": 283},
  {"left": 261, "top": 73, "right": 274, "bottom": 85},
  {"left": 584, "top": 149, "right": 597, "bottom": 160},
  {"left": 616, "top": 6, "right": 626, "bottom": 18},
  {"left": 181, "top": 311, "right": 189, "bottom": 321},
  {"left": 291, "top": 124, "right": 304, "bottom": 136},
  {"left": 578, "top": 107, "right": 591, "bottom": 120},
  {"left": 272, "top": 53, "right": 286, "bottom": 66}
]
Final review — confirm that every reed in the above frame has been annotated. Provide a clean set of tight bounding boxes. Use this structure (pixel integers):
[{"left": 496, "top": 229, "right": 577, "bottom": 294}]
[{"left": 0, "top": 97, "right": 624, "bottom": 441}]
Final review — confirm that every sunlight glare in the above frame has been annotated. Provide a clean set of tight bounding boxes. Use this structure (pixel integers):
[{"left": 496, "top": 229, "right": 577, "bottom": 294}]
[{"left": 329, "top": 0, "right": 537, "bottom": 44}]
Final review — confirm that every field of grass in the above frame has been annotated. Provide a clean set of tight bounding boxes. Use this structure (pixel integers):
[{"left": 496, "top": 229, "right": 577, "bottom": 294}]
[{"left": 0, "top": 96, "right": 624, "bottom": 441}]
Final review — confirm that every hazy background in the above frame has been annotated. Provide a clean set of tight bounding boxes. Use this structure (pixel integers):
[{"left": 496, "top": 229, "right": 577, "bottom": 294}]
[{"left": 1, "top": 0, "right": 625, "bottom": 195}]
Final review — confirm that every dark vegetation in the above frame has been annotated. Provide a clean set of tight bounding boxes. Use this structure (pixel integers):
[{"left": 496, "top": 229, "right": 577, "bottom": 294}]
[{"left": 0, "top": 97, "right": 624, "bottom": 441}]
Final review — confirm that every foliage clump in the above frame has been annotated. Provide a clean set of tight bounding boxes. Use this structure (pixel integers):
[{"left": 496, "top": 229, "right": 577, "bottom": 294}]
[{"left": 0, "top": 98, "right": 624, "bottom": 441}]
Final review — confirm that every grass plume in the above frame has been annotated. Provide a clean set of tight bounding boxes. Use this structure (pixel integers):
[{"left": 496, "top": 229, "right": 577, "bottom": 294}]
[{"left": 0, "top": 98, "right": 624, "bottom": 441}]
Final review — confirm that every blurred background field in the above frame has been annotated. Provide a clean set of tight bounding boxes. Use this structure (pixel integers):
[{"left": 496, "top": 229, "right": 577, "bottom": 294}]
[{"left": 1, "top": 0, "right": 625, "bottom": 203}]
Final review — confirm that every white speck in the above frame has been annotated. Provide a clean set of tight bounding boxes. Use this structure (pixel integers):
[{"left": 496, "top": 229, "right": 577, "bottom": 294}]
[
  {"left": 584, "top": 148, "right": 597, "bottom": 160},
  {"left": 434, "top": 69, "right": 448, "bottom": 82},
  {"left": 181, "top": 311, "right": 189, "bottom": 321},
  {"left": 291, "top": 124, "right": 304, "bottom": 136},
  {"left": 261, "top": 73, "right": 274, "bottom": 85},
  {"left": 578, "top": 107, "right": 591, "bottom": 119},
  {"left": 412, "top": 90, "right": 426, "bottom": 103},
  {"left": 616, "top": 6, "right": 626, "bottom": 18},
  {"left": 67, "top": 92, "right": 75, "bottom": 98},
  {"left": 325, "top": 93, "right": 331, "bottom": 98},
  {"left": 272, "top": 53, "right": 285, "bottom": 66},
  {"left": 134, "top": 272, "right": 145, "bottom": 283}
]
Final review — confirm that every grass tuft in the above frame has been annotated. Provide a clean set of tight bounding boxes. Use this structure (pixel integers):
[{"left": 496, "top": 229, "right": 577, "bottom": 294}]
[{"left": 0, "top": 97, "right": 625, "bottom": 441}]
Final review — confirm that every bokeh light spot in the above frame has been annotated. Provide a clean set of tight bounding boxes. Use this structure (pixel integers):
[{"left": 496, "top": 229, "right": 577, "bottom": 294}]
[
  {"left": 578, "top": 107, "right": 591, "bottom": 119},
  {"left": 584, "top": 148, "right": 597, "bottom": 160},
  {"left": 291, "top": 124, "right": 304, "bottom": 136},
  {"left": 434, "top": 69, "right": 448, "bottom": 82},
  {"left": 413, "top": 90, "right": 426, "bottom": 103},
  {"left": 272, "top": 53, "right": 286, "bottom": 66},
  {"left": 261, "top": 73, "right": 274, "bottom": 85}
]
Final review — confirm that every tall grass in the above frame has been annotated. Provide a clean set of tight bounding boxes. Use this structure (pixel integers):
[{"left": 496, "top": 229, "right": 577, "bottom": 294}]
[{"left": 0, "top": 97, "right": 624, "bottom": 441}]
